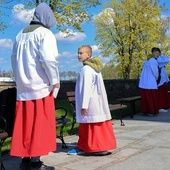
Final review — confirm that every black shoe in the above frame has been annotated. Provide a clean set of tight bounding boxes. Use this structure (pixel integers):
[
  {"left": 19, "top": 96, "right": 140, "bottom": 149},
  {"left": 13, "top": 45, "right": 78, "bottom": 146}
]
[
  {"left": 92, "top": 151, "right": 112, "bottom": 156},
  {"left": 30, "top": 161, "right": 55, "bottom": 170},
  {"left": 20, "top": 157, "right": 31, "bottom": 170}
]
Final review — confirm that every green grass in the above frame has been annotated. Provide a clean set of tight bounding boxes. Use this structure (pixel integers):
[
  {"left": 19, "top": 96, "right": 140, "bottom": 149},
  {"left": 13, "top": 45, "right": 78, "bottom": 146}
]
[
  {"left": 55, "top": 99, "right": 79, "bottom": 135},
  {"left": 1, "top": 99, "right": 141, "bottom": 155},
  {"left": 1, "top": 137, "right": 11, "bottom": 155}
]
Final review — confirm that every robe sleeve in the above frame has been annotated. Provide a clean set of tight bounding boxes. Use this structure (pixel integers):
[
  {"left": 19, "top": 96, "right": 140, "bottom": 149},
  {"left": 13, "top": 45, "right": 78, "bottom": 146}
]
[
  {"left": 80, "top": 66, "right": 94, "bottom": 109},
  {"left": 149, "top": 58, "right": 159, "bottom": 80},
  {"left": 39, "top": 31, "right": 60, "bottom": 85},
  {"left": 157, "top": 55, "right": 170, "bottom": 68}
]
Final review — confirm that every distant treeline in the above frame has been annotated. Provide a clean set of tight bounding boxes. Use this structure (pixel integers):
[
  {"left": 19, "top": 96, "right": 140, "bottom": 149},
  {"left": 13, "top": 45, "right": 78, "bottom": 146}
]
[{"left": 0, "top": 70, "right": 78, "bottom": 81}]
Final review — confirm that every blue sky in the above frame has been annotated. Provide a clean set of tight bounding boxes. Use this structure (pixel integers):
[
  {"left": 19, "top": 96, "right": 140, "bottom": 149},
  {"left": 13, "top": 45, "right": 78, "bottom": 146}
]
[{"left": 0, "top": 0, "right": 170, "bottom": 75}]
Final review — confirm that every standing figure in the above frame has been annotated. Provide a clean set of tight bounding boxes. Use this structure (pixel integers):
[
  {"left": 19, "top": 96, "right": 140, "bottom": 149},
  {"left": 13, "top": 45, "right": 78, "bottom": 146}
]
[
  {"left": 157, "top": 51, "right": 170, "bottom": 112},
  {"left": 10, "top": 3, "right": 60, "bottom": 170},
  {"left": 139, "top": 47, "right": 160, "bottom": 116},
  {"left": 67, "top": 45, "right": 116, "bottom": 156}
]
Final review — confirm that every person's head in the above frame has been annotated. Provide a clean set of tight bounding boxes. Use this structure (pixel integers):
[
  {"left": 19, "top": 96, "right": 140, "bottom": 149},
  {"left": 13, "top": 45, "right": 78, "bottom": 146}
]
[
  {"left": 32, "top": 3, "right": 56, "bottom": 29},
  {"left": 77, "top": 45, "right": 92, "bottom": 62},
  {"left": 151, "top": 47, "right": 161, "bottom": 59}
]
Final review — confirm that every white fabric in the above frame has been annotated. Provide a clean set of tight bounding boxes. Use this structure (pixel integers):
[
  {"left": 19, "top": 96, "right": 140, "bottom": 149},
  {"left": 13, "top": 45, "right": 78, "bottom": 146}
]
[
  {"left": 139, "top": 58, "right": 158, "bottom": 89},
  {"left": 157, "top": 55, "right": 170, "bottom": 86},
  {"left": 75, "top": 65, "right": 111, "bottom": 123},
  {"left": 157, "top": 55, "right": 170, "bottom": 68},
  {"left": 158, "top": 67, "right": 169, "bottom": 87},
  {"left": 11, "top": 27, "right": 60, "bottom": 100}
]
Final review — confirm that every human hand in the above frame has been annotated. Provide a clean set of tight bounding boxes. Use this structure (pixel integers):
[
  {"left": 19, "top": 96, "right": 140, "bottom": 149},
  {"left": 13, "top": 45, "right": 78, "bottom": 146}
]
[
  {"left": 53, "top": 83, "right": 60, "bottom": 89},
  {"left": 50, "top": 83, "right": 60, "bottom": 96}
]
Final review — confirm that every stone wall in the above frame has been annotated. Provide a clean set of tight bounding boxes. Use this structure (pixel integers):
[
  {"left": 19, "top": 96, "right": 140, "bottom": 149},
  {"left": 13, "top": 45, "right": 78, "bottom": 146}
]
[
  {"left": 58, "top": 79, "right": 141, "bottom": 100},
  {"left": 104, "top": 79, "right": 140, "bottom": 99},
  {"left": 1, "top": 80, "right": 170, "bottom": 100},
  {"left": 0, "top": 82, "right": 16, "bottom": 92}
]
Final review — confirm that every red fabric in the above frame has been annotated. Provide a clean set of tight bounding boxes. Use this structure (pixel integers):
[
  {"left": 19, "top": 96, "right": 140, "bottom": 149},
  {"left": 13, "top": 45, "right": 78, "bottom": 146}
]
[
  {"left": 140, "top": 89, "right": 159, "bottom": 114},
  {"left": 158, "top": 83, "right": 169, "bottom": 109},
  {"left": 10, "top": 95, "right": 56, "bottom": 157},
  {"left": 77, "top": 120, "right": 116, "bottom": 152}
]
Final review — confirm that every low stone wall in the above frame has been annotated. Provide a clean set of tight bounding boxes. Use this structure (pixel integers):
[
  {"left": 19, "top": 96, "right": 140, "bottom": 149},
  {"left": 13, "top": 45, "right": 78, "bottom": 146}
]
[
  {"left": 1, "top": 80, "right": 170, "bottom": 100},
  {"left": 58, "top": 79, "right": 141, "bottom": 100},
  {"left": 0, "top": 82, "right": 16, "bottom": 92},
  {"left": 104, "top": 79, "right": 140, "bottom": 99}
]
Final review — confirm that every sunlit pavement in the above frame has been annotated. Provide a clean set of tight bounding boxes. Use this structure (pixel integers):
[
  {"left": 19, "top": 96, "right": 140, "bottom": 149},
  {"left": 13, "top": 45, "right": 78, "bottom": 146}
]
[{"left": 2, "top": 110, "right": 170, "bottom": 170}]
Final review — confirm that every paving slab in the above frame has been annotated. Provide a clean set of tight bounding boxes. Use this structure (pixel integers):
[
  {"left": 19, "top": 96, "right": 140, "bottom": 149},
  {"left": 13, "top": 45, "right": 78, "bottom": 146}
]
[{"left": 2, "top": 111, "right": 170, "bottom": 170}]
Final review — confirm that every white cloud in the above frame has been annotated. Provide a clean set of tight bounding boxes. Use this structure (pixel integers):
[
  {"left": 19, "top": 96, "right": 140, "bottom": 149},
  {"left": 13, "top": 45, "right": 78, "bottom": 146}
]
[
  {"left": 91, "top": 44, "right": 113, "bottom": 65},
  {"left": 95, "top": 8, "right": 115, "bottom": 24},
  {"left": 57, "top": 47, "right": 113, "bottom": 73},
  {"left": 91, "top": 45, "right": 101, "bottom": 54},
  {"left": 58, "top": 51, "right": 77, "bottom": 64},
  {"left": 55, "top": 29, "right": 86, "bottom": 43},
  {"left": 0, "top": 39, "right": 13, "bottom": 49},
  {"left": 58, "top": 51, "right": 75, "bottom": 58},
  {"left": 57, "top": 50, "right": 82, "bottom": 72},
  {"left": 12, "top": 4, "right": 34, "bottom": 23}
]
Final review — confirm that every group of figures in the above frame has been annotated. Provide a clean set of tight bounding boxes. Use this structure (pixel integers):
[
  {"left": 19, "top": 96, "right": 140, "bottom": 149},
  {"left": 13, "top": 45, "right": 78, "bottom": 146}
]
[
  {"left": 7, "top": 2, "right": 170, "bottom": 170},
  {"left": 139, "top": 47, "right": 170, "bottom": 116},
  {"left": 9, "top": 3, "right": 117, "bottom": 170}
]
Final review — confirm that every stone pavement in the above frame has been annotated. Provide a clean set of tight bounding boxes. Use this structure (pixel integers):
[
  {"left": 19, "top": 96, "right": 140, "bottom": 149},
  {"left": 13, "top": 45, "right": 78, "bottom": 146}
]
[{"left": 2, "top": 110, "right": 170, "bottom": 170}]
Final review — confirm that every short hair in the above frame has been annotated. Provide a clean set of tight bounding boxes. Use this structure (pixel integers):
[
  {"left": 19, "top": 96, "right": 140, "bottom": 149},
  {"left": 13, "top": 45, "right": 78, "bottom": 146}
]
[
  {"left": 151, "top": 47, "right": 161, "bottom": 53},
  {"left": 78, "top": 45, "right": 92, "bottom": 56}
]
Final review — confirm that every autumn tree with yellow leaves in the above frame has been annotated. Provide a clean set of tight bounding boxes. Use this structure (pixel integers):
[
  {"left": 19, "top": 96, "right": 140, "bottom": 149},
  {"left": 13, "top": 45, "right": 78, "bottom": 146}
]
[{"left": 94, "top": 0, "right": 166, "bottom": 79}]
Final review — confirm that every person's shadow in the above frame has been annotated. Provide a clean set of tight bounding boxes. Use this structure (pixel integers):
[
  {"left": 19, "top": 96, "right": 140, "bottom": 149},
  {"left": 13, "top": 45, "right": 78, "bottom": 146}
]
[{"left": 52, "top": 141, "right": 77, "bottom": 153}]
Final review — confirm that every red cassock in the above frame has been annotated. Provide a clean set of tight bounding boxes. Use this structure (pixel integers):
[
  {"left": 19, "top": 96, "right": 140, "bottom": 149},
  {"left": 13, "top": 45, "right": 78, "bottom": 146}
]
[
  {"left": 77, "top": 120, "right": 116, "bottom": 152},
  {"left": 10, "top": 95, "right": 56, "bottom": 157},
  {"left": 140, "top": 89, "right": 159, "bottom": 115},
  {"left": 158, "top": 83, "right": 169, "bottom": 109}
]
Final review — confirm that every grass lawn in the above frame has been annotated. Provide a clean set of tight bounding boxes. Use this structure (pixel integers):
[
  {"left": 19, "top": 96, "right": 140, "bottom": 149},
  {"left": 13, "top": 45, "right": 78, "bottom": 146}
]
[{"left": 1, "top": 98, "right": 141, "bottom": 156}]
